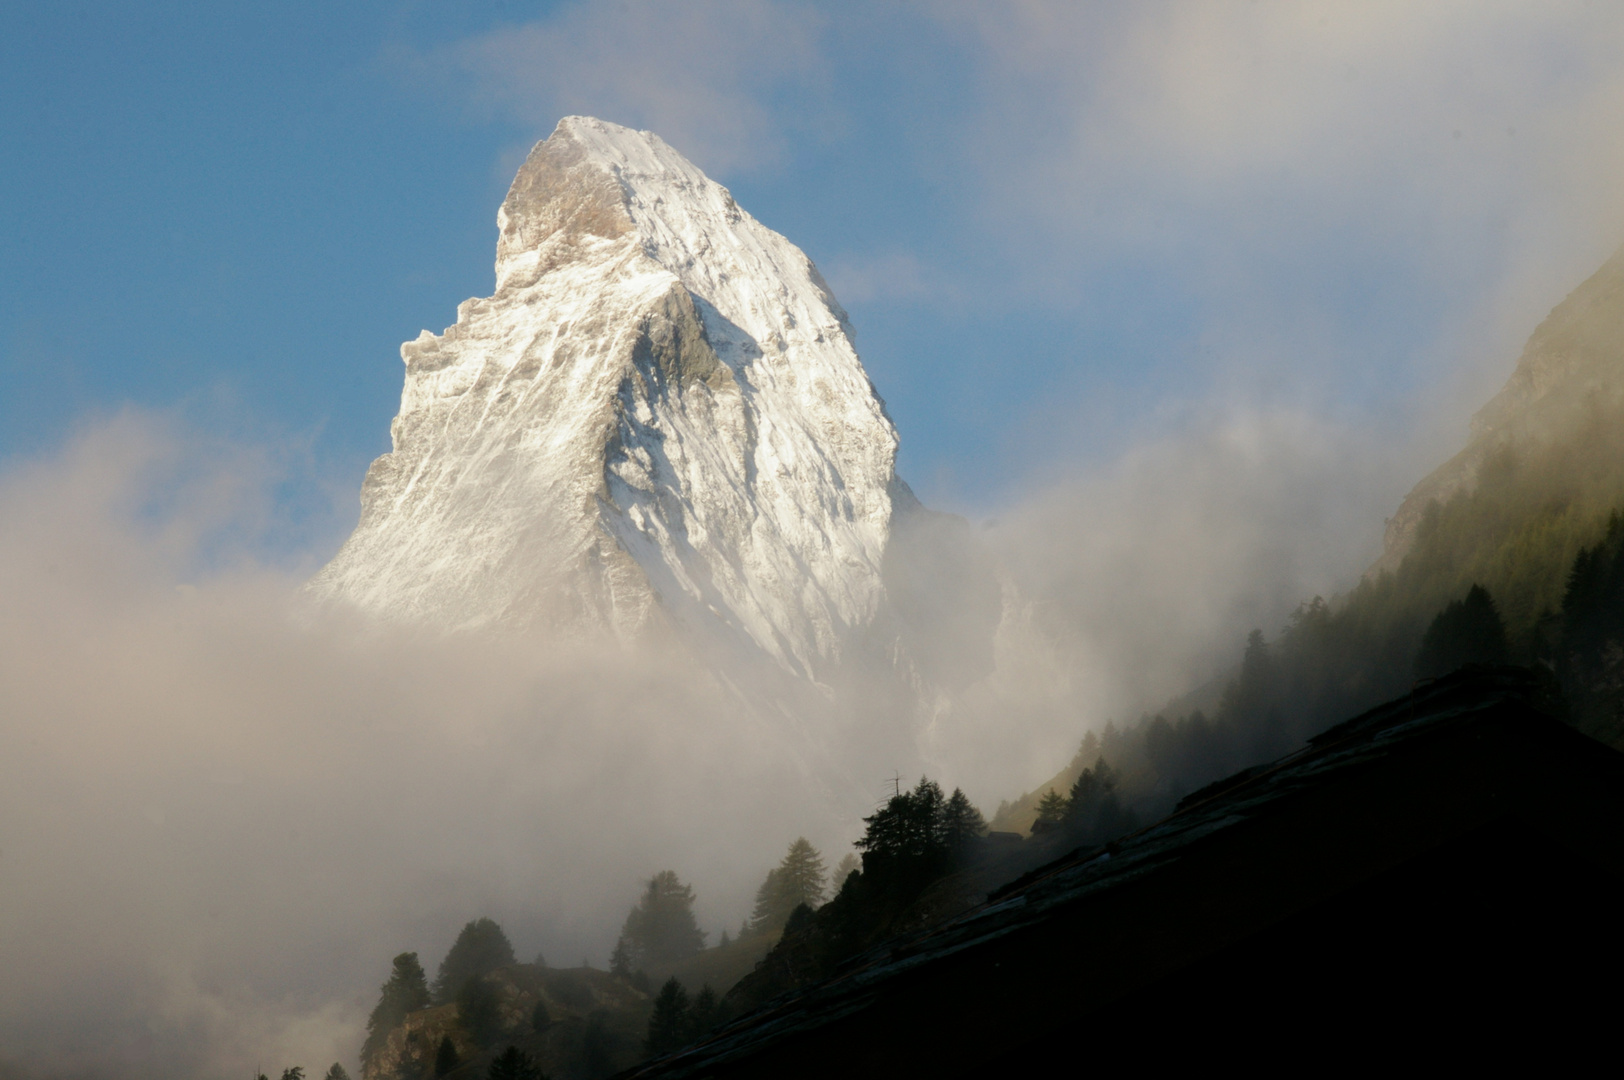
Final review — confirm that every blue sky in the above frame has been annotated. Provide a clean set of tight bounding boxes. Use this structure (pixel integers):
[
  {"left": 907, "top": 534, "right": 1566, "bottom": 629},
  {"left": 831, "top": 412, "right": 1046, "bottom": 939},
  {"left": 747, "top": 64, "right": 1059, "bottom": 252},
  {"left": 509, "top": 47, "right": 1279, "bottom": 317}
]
[{"left": 7, "top": 1, "right": 1624, "bottom": 544}]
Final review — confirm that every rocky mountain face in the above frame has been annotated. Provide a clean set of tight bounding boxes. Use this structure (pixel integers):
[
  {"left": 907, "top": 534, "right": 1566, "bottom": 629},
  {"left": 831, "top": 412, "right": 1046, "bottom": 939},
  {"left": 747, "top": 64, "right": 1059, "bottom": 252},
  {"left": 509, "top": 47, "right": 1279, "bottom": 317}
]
[
  {"left": 1372, "top": 243, "right": 1624, "bottom": 576},
  {"left": 310, "top": 118, "right": 962, "bottom": 681}
]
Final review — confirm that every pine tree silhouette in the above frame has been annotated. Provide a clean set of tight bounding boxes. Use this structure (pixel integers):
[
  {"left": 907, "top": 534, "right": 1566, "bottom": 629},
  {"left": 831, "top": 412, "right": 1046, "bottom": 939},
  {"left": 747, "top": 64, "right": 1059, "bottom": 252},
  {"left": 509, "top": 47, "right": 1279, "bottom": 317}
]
[
  {"left": 856, "top": 777, "right": 953, "bottom": 889},
  {"left": 1415, "top": 584, "right": 1509, "bottom": 680},
  {"left": 485, "top": 1045, "right": 543, "bottom": 1080},
  {"left": 1034, "top": 789, "right": 1068, "bottom": 825},
  {"left": 614, "top": 871, "right": 707, "bottom": 969},
  {"left": 434, "top": 918, "right": 516, "bottom": 1002},
  {"left": 456, "top": 975, "right": 503, "bottom": 1046},
  {"left": 646, "top": 977, "right": 692, "bottom": 1055},
  {"left": 433, "top": 1034, "right": 460, "bottom": 1077},
  {"left": 943, "top": 788, "right": 986, "bottom": 848},
  {"left": 362, "top": 953, "right": 431, "bottom": 1068},
  {"left": 689, "top": 984, "right": 721, "bottom": 1038},
  {"left": 747, "top": 839, "right": 828, "bottom": 935}
]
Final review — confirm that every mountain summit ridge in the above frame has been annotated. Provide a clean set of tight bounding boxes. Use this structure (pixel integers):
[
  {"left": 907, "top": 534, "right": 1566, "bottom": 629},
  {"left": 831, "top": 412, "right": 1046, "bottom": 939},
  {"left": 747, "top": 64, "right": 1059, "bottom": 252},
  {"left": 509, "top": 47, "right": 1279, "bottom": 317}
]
[{"left": 310, "top": 117, "right": 906, "bottom": 677}]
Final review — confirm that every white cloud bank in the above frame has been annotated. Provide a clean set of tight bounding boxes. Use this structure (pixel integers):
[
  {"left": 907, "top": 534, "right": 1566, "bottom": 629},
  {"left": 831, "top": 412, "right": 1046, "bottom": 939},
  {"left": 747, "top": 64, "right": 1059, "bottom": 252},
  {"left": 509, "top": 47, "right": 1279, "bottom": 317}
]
[
  {"left": 0, "top": 414, "right": 877, "bottom": 1078},
  {"left": 0, "top": 391, "right": 1426, "bottom": 1076},
  {"left": 934, "top": 2, "right": 1624, "bottom": 399},
  {"left": 425, "top": 0, "right": 831, "bottom": 175}
]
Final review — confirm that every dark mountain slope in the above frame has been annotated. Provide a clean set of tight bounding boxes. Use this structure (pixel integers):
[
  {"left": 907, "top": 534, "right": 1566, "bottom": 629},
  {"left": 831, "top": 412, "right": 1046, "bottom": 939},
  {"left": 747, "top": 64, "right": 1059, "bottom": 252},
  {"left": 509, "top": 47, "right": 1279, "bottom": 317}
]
[
  {"left": 620, "top": 669, "right": 1624, "bottom": 1078},
  {"left": 996, "top": 242, "right": 1624, "bottom": 834}
]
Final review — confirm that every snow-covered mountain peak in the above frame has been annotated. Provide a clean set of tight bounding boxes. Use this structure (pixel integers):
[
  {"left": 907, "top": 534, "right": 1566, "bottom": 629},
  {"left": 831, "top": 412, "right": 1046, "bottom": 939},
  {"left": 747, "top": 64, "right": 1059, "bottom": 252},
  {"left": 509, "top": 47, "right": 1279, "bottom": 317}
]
[
  {"left": 496, "top": 117, "right": 853, "bottom": 350},
  {"left": 310, "top": 117, "right": 905, "bottom": 679}
]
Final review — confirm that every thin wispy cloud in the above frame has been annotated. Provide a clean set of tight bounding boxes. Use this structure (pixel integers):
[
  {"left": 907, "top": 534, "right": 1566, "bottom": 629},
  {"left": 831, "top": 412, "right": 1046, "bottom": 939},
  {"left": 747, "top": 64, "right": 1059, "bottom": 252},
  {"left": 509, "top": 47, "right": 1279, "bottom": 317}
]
[
  {"left": 936, "top": 3, "right": 1624, "bottom": 376},
  {"left": 822, "top": 250, "right": 933, "bottom": 306},
  {"left": 419, "top": 0, "right": 832, "bottom": 175}
]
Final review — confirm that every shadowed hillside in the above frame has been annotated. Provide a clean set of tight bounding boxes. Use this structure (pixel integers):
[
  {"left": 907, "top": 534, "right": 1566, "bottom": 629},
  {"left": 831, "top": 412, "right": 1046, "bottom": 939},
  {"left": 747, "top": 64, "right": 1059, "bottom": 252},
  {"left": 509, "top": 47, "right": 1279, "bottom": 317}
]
[{"left": 997, "top": 243, "right": 1624, "bottom": 834}]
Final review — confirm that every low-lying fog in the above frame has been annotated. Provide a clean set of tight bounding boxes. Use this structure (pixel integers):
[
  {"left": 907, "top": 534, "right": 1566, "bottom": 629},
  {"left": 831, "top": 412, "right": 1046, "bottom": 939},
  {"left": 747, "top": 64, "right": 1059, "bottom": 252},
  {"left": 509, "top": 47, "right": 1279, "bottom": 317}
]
[{"left": 0, "top": 401, "right": 1416, "bottom": 1078}]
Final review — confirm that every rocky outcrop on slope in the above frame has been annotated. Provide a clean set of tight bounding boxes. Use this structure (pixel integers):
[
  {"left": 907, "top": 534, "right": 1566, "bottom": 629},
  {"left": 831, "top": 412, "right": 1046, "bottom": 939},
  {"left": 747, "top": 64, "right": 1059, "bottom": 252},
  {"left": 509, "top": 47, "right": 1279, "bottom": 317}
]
[{"left": 364, "top": 964, "right": 649, "bottom": 1080}]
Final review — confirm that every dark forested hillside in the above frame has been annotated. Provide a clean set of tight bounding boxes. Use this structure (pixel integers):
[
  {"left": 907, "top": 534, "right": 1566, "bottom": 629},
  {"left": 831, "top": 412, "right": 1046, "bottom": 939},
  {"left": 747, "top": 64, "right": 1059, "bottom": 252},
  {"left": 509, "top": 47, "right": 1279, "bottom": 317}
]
[
  {"left": 1559, "top": 512, "right": 1624, "bottom": 742},
  {"left": 998, "top": 419, "right": 1624, "bottom": 835},
  {"left": 724, "top": 780, "right": 1051, "bottom": 1015},
  {"left": 998, "top": 246, "right": 1624, "bottom": 834}
]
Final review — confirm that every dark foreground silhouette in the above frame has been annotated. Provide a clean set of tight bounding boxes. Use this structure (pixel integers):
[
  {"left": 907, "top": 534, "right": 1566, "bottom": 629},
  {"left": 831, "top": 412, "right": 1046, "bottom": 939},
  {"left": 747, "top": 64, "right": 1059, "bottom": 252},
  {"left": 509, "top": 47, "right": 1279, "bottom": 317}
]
[{"left": 617, "top": 667, "right": 1624, "bottom": 1077}]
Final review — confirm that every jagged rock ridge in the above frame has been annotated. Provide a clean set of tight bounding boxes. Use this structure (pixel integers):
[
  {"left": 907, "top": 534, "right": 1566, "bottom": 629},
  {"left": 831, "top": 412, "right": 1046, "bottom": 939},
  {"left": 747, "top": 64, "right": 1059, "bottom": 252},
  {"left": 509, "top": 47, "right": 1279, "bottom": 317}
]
[{"left": 310, "top": 117, "right": 909, "bottom": 678}]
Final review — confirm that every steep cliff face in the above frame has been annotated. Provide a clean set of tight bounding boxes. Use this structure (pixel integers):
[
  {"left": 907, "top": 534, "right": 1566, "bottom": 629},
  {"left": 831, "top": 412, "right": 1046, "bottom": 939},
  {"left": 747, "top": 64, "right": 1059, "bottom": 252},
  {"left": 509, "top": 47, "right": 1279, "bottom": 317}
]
[
  {"left": 1373, "top": 244, "right": 1624, "bottom": 576},
  {"left": 310, "top": 118, "right": 906, "bottom": 678}
]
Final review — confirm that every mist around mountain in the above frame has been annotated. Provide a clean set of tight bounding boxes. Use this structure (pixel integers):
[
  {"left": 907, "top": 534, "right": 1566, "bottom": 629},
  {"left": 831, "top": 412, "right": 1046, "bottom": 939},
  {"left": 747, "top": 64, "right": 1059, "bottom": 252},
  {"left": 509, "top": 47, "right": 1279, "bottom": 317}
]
[
  {"left": 994, "top": 243, "right": 1624, "bottom": 834},
  {"left": 348, "top": 839, "right": 839, "bottom": 1080},
  {"left": 0, "top": 120, "right": 1013, "bottom": 1080},
  {"left": 507, "top": 240, "right": 1624, "bottom": 1080},
  {"left": 9, "top": 109, "right": 1624, "bottom": 1080},
  {"left": 306, "top": 117, "right": 1000, "bottom": 698},
  {"left": 347, "top": 791, "right": 1036, "bottom": 1080}
]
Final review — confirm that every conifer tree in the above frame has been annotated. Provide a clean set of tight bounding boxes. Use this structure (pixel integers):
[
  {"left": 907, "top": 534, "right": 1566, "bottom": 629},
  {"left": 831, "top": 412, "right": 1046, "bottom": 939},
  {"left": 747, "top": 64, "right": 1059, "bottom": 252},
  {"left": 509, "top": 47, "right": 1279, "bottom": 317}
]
[
  {"left": 689, "top": 984, "right": 721, "bottom": 1038},
  {"left": 1564, "top": 514, "right": 1624, "bottom": 628},
  {"left": 1064, "top": 757, "right": 1118, "bottom": 821},
  {"left": 747, "top": 868, "right": 784, "bottom": 936},
  {"left": 856, "top": 777, "right": 952, "bottom": 887},
  {"left": 1035, "top": 788, "right": 1068, "bottom": 825},
  {"left": 942, "top": 789, "right": 986, "bottom": 847},
  {"left": 323, "top": 1066, "right": 350, "bottom": 1080},
  {"left": 614, "top": 871, "right": 707, "bottom": 969},
  {"left": 531, "top": 1000, "right": 552, "bottom": 1032},
  {"left": 1415, "top": 584, "right": 1510, "bottom": 680},
  {"left": 583, "top": 1012, "right": 614, "bottom": 1077},
  {"left": 434, "top": 918, "right": 517, "bottom": 1002},
  {"left": 747, "top": 839, "right": 828, "bottom": 935},
  {"left": 1220, "top": 629, "right": 1278, "bottom": 724},
  {"left": 433, "top": 1035, "right": 460, "bottom": 1077},
  {"left": 456, "top": 975, "right": 504, "bottom": 1046},
  {"left": 486, "top": 1045, "right": 543, "bottom": 1080},
  {"left": 646, "top": 977, "right": 692, "bottom": 1055},
  {"left": 609, "top": 936, "right": 634, "bottom": 978},
  {"left": 858, "top": 778, "right": 948, "bottom": 861},
  {"left": 362, "top": 952, "right": 432, "bottom": 1069},
  {"left": 280, "top": 1070, "right": 305, "bottom": 1080},
  {"left": 778, "top": 838, "right": 827, "bottom": 908},
  {"left": 1562, "top": 515, "right": 1624, "bottom": 723},
  {"left": 1062, "top": 756, "right": 1136, "bottom": 843}
]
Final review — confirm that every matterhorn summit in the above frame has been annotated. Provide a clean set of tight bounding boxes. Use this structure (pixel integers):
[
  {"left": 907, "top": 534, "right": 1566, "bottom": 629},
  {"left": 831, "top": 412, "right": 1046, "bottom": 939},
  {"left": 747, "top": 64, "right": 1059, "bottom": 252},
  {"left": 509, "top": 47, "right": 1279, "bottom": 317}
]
[{"left": 311, "top": 117, "right": 925, "bottom": 678}]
